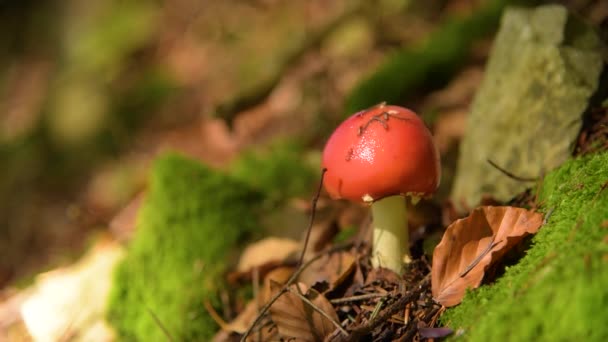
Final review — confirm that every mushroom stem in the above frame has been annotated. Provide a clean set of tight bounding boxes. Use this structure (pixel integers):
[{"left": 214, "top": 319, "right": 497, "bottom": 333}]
[{"left": 371, "top": 195, "right": 408, "bottom": 273}]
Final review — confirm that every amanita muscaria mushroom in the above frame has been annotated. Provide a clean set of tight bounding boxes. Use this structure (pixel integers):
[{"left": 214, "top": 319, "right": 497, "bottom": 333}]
[{"left": 322, "top": 103, "right": 440, "bottom": 273}]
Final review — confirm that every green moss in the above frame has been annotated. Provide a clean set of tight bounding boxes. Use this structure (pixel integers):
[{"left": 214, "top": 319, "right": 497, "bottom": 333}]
[
  {"left": 442, "top": 152, "right": 608, "bottom": 341},
  {"left": 230, "top": 140, "right": 319, "bottom": 205},
  {"left": 108, "top": 153, "right": 262, "bottom": 341},
  {"left": 344, "top": 0, "right": 511, "bottom": 115}
]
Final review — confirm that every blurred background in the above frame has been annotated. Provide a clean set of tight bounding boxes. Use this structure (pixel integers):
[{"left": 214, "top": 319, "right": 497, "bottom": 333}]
[{"left": 0, "top": 0, "right": 605, "bottom": 313}]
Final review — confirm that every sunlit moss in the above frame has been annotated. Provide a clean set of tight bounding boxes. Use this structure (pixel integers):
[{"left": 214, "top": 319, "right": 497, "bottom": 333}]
[
  {"left": 230, "top": 140, "right": 319, "bottom": 206},
  {"left": 108, "top": 153, "right": 262, "bottom": 340},
  {"left": 442, "top": 152, "right": 608, "bottom": 340}
]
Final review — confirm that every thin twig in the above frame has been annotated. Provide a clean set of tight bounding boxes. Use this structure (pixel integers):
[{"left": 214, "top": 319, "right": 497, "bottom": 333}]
[
  {"left": 459, "top": 238, "right": 501, "bottom": 278},
  {"left": 204, "top": 299, "right": 232, "bottom": 331},
  {"left": 591, "top": 179, "right": 608, "bottom": 204},
  {"left": 252, "top": 266, "right": 260, "bottom": 310},
  {"left": 240, "top": 243, "right": 353, "bottom": 341},
  {"left": 369, "top": 297, "right": 386, "bottom": 320},
  {"left": 287, "top": 285, "right": 349, "bottom": 336},
  {"left": 330, "top": 293, "right": 387, "bottom": 304},
  {"left": 146, "top": 306, "right": 175, "bottom": 342},
  {"left": 542, "top": 207, "right": 555, "bottom": 225},
  {"left": 487, "top": 159, "right": 538, "bottom": 182},
  {"left": 241, "top": 168, "right": 347, "bottom": 341},
  {"left": 298, "top": 168, "right": 327, "bottom": 268},
  {"left": 331, "top": 275, "right": 431, "bottom": 342}
]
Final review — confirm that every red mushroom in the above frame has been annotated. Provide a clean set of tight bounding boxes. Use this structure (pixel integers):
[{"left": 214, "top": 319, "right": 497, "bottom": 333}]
[{"left": 322, "top": 103, "right": 440, "bottom": 273}]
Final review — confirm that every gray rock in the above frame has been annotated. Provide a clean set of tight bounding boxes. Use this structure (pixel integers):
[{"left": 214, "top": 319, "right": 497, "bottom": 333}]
[{"left": 450, "top": 5, "right": 604, "bottom": 211}]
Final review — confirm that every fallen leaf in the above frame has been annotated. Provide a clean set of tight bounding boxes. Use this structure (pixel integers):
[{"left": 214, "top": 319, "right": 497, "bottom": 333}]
[
  {"left": 227, "top": 238, "right": 299, "bottom": 285},
  {"left": 432, "top": 206, "right": 543, "bottom": 307},
  {"left": 262, "top": 267, "right": 295, "bottom": 303},
  {"left": 213, "top": 266, "right": 293, "bottom": 340},
  {"left": 212, "top": 302, "right": 278, "bottom": 342},
  {"left": 237, "top": 237, "right": 300, "bottom": 272},
  {"left": 365, "top": 267, "right": 402, "bottom": 286},
  {"left": 0, "top": 288, "right": 31, "bottom": 341},
  {"left": 269, "top": 282, "right": 339, "bottom": 341},
  {"left": 212, "top": 300, "right": 258, "bottom": 335},
  {"left": 161, "top": 118, "right": 240, "bottom": 168},
  {"left": 20, "top": 236, "right": 124, "bottom": 341},
  {"left": 109, "top": 191, "right": 145, "bottom": 242},
  {"left": 298, "top": 251, "right": 356, "bottom": 293}
]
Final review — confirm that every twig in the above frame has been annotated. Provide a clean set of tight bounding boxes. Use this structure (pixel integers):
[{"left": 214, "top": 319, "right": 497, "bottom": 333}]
[
  {"left": 542, "top": 207, "right": 555, "bottom": 225},
  {"left": 331, "top": 275, "right": 431, "bottom": 342},
  {"left": 487, "top": 159, "right": 538, "bottom": 182},
  {"left": 591, "top": 179, "right": 608, "bottom": 204},
  {"left": 286, "top": 285, "right": 349, "bottom": 337},
  {"left": 330, "top": 293, "right": 387, "bottom": 304},
  {"left": 459, "top": 238, "right": 501, "bottom": 278},
  {"left": 204, "top": 299, "right": 232, "bottom": 331},
  {"left": 240, "top": 243, "right": 353, "bottom": 341},
  {"left": 252, "top": 266, "right": 260, "bottom": 310},
  {"left": 429, "top": 306, "right": 446, "bottom": 327},
  {"left": 369, "top": 297, "right": 386, "bottom": 320},
  {"left": 298, "top": 168, "right": 327, "bottom": 267},
  {"left": 146, "top": 306, "right": 175, "bottom": 342}
]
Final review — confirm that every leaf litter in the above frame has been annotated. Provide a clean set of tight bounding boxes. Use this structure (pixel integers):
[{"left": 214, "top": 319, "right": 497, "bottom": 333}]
[
  {"left": 432, "top": 206, "right": 544, "bottom": 307},
  {"left": 269, "top": 282, "right": 341, "bottom": 341},
  {"left": 213, "top": 196, "right": 546, "bottom": 341}
]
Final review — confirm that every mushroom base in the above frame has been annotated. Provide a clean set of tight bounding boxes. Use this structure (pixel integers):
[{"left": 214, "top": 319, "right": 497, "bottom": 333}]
[{"left": 371, "top": 195, "right": 409, "bottom": 273}]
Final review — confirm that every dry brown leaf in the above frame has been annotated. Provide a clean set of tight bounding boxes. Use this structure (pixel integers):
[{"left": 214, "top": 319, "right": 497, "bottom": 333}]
[
  {"left": 109, "top": 191, "right": 145, "bottom": 242},
  {"left": 227, "top": 238, "right": 299, "bottom": 285},
  {"left": 269, "top": 282, "right": 338, "bottom": 342},
  {"left": 262, "top": 267, "right": 295, "bottom": 303},
  {"left": 298, "top": 251, "right": 356, "bottom": 292},
  {"left": 365, "top": 267, "right": 402, "bottom": 286},
  {"left": 237, "top": 237, "right": 300, "bottom": 272},
  {"left": 213, "top": 266, "right": 293, "bottom": 341},
  {"left": 19, "top": 236, "right": 124, "bottom": 341},
  {"left": 432, "top": 206, "right": 543, "bottom": 307},
  {"left": 161, "top": 118, "right": 240, "bottom": 168},
  {"left": 212, "top": 299, "right": 279, "bottom": 342}
]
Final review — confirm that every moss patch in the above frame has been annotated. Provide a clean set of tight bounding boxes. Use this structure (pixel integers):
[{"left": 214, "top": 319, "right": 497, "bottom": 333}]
[
  {"left": 442, "top": 152, "right": 608, "bottom": 340},
  {"left": 107, "top": 153, "right": 262, "bottom": 341},
  {"left": 230, "top": 140, "right": 318, "bottom": 206}
]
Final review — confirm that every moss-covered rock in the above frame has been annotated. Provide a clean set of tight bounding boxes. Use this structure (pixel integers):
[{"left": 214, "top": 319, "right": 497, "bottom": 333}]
[
  {"left": 107, "top": 153, "right": 262, "bottom": 341},
  {"left": 450, "top": 5, "right": 604, "bottom": 211},
  {"left": 443, "top": 151, "right": 608, "bottom": 340}
]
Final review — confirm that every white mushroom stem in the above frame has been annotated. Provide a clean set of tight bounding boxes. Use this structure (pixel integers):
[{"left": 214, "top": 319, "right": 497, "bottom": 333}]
[{"left": 371, "top": 195, "right": 408, "bottom": 273}]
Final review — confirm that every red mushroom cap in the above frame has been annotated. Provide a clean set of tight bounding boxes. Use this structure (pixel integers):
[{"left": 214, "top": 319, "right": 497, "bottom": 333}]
[{"left": 322, "top": 104, "right": 440, "bottom": 203}]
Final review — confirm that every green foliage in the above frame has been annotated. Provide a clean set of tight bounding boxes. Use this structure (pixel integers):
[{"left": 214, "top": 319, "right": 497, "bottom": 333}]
[
  {"left": 108, "top": 67, "right": 176, "bottom": 142},
  {"left": 442, "top": 152, "right": 608, "bottom": 341},
  {"left": 333, "top": 226, "right": 358, "bottom": 244},
  {"left": 108, "top": 153, "right": 262, "bottom": 341},
  {"left": 64, "top": 0, "right": 157, "bottom": 77},
  {"left": 344, "top": 0, "right": 509, "bottom": 114},
  {"left": 230, "top": 141, "right": 319, "bottom": 206}
]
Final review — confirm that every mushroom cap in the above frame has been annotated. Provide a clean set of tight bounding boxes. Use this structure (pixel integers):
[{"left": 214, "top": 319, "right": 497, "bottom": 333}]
[{"left": 322, "top": 104, "right": 440, "bottom": 203}]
